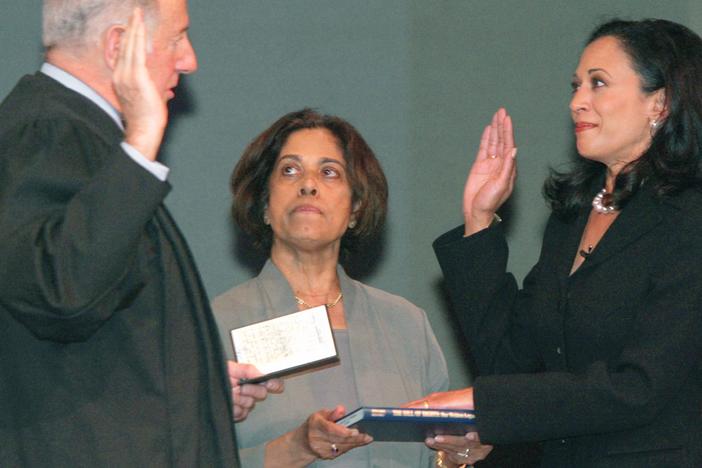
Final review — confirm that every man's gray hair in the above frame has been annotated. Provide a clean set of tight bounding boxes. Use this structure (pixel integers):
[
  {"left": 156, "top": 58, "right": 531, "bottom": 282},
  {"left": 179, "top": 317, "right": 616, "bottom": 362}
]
[{"left": 43, "top": 0, "right": 157, "bottom": 50}]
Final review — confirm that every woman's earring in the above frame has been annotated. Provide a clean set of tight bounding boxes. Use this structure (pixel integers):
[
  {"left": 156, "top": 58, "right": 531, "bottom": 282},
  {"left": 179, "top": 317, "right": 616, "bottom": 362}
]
[
  {"left": 650, "top": 119, "right": 659, "bottom": 136},
  {"left": 263, "top": 212, "right": 270, "bottom": 225},
  {"left": 348, "top": 219, "right": 357, "bottom": 229}
]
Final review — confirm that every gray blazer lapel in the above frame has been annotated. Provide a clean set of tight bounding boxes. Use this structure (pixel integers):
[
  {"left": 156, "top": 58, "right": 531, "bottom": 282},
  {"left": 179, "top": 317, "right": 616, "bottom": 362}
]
[{"left": 343, "top": 271, "right": 413, "bottom": 407}]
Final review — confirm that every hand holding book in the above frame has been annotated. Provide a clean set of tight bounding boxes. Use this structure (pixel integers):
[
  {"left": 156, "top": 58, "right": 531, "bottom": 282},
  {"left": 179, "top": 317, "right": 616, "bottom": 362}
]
[
  {"left": 227, "top": 361, "right": 284, "bottom": 422},
  {"left": 404, "top": 387, "right": 475, "bottom": 411},
  {"left": 404, "top": 387, "right": 493, "bottom": 465},
  {"left": 265, "top": 405, "right": 372, "bottom": 466},
  {"left": 428, "top": 432, "right": 493, "bottom": 467}
]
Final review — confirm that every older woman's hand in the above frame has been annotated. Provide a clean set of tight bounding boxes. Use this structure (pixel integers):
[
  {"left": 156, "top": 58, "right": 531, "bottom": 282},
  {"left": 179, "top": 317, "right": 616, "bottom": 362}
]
[
  {"left": 264, "top": 405, "right": 373, "bottom": 467},
  {"left": 302, "top": 405, "right": 373, "bottom": 459},
  {"left": 429, "top": 433, "right": 493, "bottom": 467},
  {"left": 227, "top": 361, "right": 284, "bottom": 422},
  {"left": 462, "top": 108, "right": 517, "bottom": 235}
]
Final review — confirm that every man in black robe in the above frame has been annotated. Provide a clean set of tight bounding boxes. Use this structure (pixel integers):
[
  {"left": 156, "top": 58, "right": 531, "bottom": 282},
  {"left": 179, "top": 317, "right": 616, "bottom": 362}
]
[{"left": 0, "top": 1, "right": 279, "bottom": 466}]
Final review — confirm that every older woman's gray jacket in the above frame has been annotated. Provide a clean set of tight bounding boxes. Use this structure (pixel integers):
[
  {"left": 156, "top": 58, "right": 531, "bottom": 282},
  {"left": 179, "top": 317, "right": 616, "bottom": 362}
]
[{"left": 213, "top": 260, "right": 449, "bottom": 467}]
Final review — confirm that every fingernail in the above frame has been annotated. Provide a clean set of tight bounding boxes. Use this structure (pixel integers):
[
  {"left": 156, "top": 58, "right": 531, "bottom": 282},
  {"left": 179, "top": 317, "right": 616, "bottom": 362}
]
[{"left": 511, "top": 148, "right": 518, "bottom": 159}]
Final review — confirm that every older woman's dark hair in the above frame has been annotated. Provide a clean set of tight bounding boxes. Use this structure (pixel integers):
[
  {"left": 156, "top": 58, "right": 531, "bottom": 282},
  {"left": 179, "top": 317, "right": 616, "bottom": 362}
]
[
  {"left": 231, "top": 108, "right": 388, "bottom": 251},
  {"left": 544, "top": 18, "right": 702, "bottom": 218}
]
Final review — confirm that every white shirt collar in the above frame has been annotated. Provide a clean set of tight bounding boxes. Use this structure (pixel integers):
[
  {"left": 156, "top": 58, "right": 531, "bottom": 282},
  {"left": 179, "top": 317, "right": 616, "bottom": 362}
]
[{"left": 40, "top": 62, "right": 124, "bottom": 131}]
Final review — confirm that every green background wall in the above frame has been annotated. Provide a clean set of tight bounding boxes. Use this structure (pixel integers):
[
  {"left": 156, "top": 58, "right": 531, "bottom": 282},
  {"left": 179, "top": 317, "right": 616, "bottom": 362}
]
[{"left": 2, "top": 1, "right": 700, "bottom": 388}]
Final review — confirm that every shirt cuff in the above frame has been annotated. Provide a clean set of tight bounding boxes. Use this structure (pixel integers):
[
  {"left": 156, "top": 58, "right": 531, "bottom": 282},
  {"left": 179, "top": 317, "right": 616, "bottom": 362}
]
[{"left": 120, "top": 142, "right": 170, "bottom": 181}]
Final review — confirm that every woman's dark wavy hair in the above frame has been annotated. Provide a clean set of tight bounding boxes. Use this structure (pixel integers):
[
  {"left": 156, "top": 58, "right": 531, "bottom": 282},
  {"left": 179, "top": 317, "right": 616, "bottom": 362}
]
[
  {"left": 230, "top": 108, "right": 388, "bottom": 252},
  {"left": 544, "top": 19, "right": 702, "bottom": 219}
]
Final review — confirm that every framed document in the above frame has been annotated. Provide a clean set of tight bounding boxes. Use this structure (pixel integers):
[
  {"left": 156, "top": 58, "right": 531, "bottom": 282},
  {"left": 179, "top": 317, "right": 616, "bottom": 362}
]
[
  {"left": 230, "top": 305, "right": 338, "bottom": 384},
  {"left": 336, "top": 406, "right": 476, "bottom": 442}
]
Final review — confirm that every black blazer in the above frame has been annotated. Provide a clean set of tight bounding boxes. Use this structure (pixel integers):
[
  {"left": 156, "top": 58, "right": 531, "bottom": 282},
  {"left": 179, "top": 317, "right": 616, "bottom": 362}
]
[
  {"left": 434, "top": 186, "right": 702, "bottom": 467},
  {"left": 0, "top": 73, "right": 238, "bottom": 467}
]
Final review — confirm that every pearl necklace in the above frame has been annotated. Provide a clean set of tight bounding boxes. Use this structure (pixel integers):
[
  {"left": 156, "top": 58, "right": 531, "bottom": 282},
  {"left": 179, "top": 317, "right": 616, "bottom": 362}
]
[
  {"left": 294, "top": 292, "right": 343, "bottom": 309},
  {"left": 592, "top": 188, "right": 617, "bottom": 214}
]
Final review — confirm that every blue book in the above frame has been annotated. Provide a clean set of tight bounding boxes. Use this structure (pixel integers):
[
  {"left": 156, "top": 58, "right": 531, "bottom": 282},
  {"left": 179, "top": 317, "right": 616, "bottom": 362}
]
[{"left": 335, "top": 406, "right": 477, "bottom": 442}]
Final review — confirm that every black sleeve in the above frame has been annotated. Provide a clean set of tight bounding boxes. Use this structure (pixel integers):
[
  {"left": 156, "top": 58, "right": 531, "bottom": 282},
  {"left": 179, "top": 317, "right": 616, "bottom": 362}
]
[
  {"left": 433, "top": 223, "right": 544, "bottom": 376},
  {"left": 0, "top": 118, "right": 170, "bottom": 342}
]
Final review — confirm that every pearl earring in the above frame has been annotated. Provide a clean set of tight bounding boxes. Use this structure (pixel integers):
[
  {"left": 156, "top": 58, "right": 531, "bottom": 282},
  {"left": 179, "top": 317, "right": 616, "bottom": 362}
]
[
  {"left": 348, "top": 220, "right": 357, "bottom": 229},
  {"left": 650, "top": 119, "right": 659, "bottom": 136}
]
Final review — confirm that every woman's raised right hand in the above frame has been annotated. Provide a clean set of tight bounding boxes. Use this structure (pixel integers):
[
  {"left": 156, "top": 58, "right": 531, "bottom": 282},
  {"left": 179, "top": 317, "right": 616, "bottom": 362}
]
[{"left": 462, "top": 108, "right": 517, "bottom": 236}]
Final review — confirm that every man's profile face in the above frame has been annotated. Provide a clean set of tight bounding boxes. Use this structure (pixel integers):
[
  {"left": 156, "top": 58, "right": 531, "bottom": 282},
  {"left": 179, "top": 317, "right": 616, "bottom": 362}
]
[{"left": 147, "top": 0, "right": 197, "bottom": 101}]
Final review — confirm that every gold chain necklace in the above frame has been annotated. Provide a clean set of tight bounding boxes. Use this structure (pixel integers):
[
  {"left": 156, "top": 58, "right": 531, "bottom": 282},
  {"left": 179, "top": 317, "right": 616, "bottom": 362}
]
[{"left": 294, "top": 292, "right": 343, "bottom": 309}]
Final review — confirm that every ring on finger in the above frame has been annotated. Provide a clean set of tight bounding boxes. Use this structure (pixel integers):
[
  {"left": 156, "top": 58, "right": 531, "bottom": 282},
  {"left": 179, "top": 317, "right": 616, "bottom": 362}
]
[
  {"left": 457, "top": 447, "right": 471, "bottom": 458},
  {"left": 331, "top": 443, "right": 339, "bottom": 456}
]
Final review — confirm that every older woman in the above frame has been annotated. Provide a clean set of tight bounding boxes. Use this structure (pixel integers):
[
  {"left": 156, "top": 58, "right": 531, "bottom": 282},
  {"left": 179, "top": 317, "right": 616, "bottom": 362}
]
[
  {"left": 411, "top": 19, "right": 702, "bottom": 467},
  {"left": 213, "top": 109, "right": 452, "bottom": 467}
]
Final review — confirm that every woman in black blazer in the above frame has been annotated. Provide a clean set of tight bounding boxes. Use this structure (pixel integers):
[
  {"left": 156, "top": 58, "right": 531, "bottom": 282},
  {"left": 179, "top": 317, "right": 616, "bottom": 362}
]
[{"left": 409, "top": 19, "right": 702, "bottom": 468}]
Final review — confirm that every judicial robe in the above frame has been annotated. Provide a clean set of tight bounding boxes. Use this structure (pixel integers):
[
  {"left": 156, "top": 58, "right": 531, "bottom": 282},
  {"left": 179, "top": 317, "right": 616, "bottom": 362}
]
[{"left": 0, "top": 72, "right": 239, "bottom": 467}]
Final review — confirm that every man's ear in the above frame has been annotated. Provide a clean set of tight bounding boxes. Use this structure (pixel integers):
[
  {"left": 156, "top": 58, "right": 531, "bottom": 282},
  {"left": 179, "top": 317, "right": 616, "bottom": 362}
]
[{"left": 104, "top": 24, "right": 126, "bottom": 70}]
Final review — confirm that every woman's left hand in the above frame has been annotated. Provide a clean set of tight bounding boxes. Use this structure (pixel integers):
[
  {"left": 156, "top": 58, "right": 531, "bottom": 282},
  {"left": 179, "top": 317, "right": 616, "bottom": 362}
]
[
  {"left": 429, "top": 433, "right": 493, "bottom": 467},
  {"left": 404, "top": 387, "right": 474, "bottom": 410}
]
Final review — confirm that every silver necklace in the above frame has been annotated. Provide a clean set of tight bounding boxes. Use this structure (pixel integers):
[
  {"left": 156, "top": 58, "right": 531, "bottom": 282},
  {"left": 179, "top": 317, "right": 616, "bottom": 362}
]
[
  {"left": 592, "top": 188, "right": 617, "bottom": 214},
  {"left": 294, "top": 292, "right": 343, "bottom": 309}
]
